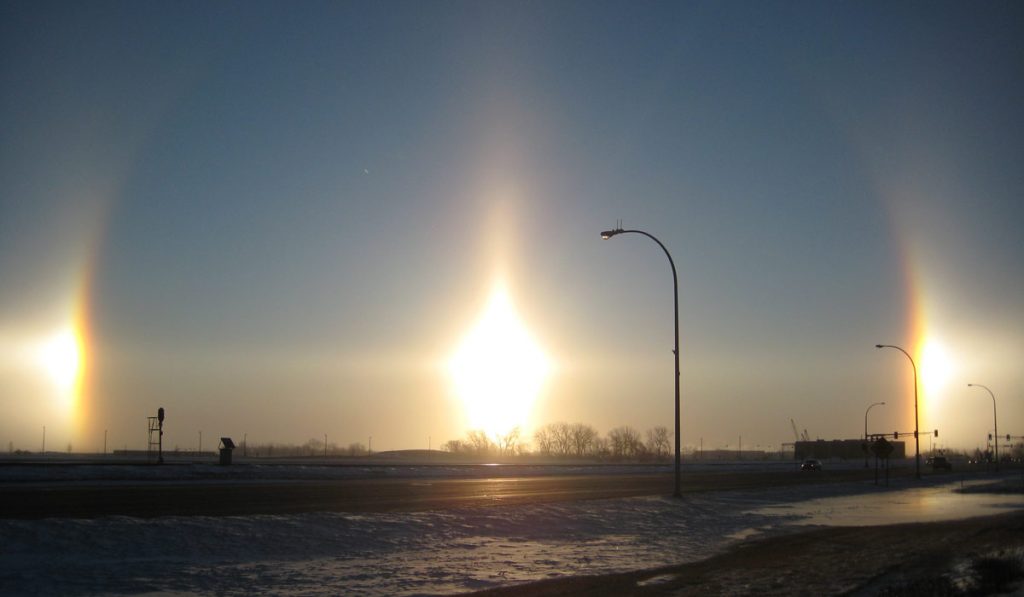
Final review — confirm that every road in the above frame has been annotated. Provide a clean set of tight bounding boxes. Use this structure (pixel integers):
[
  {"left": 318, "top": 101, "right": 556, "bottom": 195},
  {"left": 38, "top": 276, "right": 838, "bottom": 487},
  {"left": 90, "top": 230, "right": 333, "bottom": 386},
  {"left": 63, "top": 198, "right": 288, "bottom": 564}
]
[{"left": 0, "top": 467, "right": 908, "bottom": 519}]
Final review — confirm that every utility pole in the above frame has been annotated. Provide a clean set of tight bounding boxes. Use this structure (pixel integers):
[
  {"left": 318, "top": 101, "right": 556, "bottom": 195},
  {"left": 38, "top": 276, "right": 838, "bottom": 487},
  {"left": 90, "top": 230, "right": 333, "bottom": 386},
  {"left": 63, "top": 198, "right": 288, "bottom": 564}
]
[
  {"left": 104, "top": 430, "right": 107, "bottom": 455},
  {"left": 198, "top": 430, "right": 202, "bottom": 454},
  {"left": 324, "top": 433, "right": 328, "bottom": 458},
  {"left": 42, "top": 426, "right": 46, "bottom": 454}
]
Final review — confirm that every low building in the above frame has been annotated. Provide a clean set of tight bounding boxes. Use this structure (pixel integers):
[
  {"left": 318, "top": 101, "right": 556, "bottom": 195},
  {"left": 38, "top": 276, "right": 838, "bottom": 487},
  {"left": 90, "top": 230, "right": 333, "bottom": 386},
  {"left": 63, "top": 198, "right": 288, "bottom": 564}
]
[{"left": 795, "top": 439, "right": 906, "bottom": 461}]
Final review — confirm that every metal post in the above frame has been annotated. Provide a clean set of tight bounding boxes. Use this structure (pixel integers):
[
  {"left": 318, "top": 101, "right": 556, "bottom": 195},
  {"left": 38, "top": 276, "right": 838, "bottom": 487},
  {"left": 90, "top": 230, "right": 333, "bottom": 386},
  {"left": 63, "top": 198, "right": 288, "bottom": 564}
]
[
  {"left": 875, "top": 344, "right": 920, "bottom": 479},
  {"left": 864, "top": 402, "right": 885, "bottom": 468},
  {"left": 602, "top": 227, "right": 682, "bottom": 497},
  {"left": 968, "top": 384, "right": 998, "bottom": 471}
]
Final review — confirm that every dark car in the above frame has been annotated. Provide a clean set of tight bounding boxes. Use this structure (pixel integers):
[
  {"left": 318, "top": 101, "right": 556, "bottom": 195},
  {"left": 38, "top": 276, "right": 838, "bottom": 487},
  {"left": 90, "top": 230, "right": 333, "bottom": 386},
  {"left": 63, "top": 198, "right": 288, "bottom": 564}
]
[
  {"left": 931, "top": 456, "right": 953, "bottom": 471},
  {"left": 800, "top": 459, "right": 822, "bottom": 471}
]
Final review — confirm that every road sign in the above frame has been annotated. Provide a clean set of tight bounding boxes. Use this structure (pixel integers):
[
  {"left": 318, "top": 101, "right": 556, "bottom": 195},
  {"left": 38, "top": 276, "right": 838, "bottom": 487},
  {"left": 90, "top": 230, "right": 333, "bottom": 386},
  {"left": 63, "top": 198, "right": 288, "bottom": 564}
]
[{"left": 871, "top": 437, "right": 894, "bottom": 458}]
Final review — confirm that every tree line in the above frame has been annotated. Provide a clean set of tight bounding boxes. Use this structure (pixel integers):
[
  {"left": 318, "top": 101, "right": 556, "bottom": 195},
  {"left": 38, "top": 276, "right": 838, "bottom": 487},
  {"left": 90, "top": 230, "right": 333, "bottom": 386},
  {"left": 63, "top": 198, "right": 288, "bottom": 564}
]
[{"left": 442, "top": 422, "right": 671, "bottom": 461}]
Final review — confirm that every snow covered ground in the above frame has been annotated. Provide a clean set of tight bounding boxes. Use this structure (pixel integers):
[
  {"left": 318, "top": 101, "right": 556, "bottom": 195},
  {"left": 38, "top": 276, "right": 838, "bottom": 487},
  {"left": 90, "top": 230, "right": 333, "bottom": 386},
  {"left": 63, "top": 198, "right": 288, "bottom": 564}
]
[{"left": 2, "top": 470, "right": 1022, "bottom": 595}]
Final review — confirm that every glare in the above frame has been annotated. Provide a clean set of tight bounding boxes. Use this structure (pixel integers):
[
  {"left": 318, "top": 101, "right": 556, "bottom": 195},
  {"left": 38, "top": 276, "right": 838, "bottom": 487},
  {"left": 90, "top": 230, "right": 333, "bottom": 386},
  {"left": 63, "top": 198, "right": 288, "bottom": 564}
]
[
  {"left": 448, "top": 282, "right": 551, "bottom": 438},
  {"left": 919, "top": 339, "right": 953, "bottom": 395},
  {"left": 36, "top": 328, "right": 83, "bottom": 394}
]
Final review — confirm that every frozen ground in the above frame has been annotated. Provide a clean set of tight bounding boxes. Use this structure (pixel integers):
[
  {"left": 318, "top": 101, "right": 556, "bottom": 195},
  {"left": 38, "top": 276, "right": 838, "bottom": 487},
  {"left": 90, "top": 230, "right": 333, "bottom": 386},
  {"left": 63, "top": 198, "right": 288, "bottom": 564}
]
[{"left": 2, "top": 471, "right": 1023, "bottom": 595}]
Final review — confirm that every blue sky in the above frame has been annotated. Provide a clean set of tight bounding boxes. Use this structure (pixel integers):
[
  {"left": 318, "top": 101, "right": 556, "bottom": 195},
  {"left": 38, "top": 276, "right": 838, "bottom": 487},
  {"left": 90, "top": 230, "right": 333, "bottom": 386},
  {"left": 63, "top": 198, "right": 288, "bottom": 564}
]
[{"left": 1, "top": 1, "right": 1021, "bottom": 454}]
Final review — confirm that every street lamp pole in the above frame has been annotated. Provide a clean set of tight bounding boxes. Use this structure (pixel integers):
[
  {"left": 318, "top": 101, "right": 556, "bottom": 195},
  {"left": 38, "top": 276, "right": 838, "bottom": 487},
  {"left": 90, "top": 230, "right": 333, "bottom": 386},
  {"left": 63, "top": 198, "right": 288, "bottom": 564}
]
[
  {"left": 875, "top": 344, "right": 920, "bottom": 479},
  {"left": 601, "top": 226, "right": 681, "bottom": 497},
  {"left": 968, "top": 383, "right": 998, "bottom": 471},
  {"left": 864, "top": 401, "right": 885, "bottom": 468}
]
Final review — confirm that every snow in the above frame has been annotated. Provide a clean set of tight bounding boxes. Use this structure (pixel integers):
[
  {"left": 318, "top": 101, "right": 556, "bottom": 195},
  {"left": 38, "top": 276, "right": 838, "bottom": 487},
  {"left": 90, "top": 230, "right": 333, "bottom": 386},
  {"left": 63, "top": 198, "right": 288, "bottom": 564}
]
[{"left": 2, "top": 469, "right": 1022, "bottom": 595}]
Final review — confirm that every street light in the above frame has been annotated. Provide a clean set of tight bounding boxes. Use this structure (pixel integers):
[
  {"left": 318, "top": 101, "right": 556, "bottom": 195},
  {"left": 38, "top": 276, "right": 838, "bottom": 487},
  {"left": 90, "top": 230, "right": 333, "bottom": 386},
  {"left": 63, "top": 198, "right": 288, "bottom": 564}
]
[
  {"left": 601, "top": 226, "right": 681, "bottom": 497},
  {"left": 968, "top": 383, "right": 998, "bottom": 471},
  {"left": 875, "top": 344, "right": 920, "bottom": 479},
  {"left": 864, "top": 401, "right": 885, "bottom": 468}
]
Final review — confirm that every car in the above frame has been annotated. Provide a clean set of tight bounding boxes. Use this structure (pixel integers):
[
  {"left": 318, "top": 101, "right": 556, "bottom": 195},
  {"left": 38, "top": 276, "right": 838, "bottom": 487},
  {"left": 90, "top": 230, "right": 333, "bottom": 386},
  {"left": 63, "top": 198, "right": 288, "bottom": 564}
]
[
  {"left": 800, "top": 459, "right": 822, "bottom": 471},
  {"left": 931, "top": 456, "right": 953, "bottom": 471}
]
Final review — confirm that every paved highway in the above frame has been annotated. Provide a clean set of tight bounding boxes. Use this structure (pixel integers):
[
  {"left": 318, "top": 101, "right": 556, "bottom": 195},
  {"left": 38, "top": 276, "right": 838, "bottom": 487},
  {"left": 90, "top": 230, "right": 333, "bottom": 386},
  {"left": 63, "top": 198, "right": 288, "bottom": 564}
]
[{"left": 0, "top": 467, "right": 905, "bottom": 519}]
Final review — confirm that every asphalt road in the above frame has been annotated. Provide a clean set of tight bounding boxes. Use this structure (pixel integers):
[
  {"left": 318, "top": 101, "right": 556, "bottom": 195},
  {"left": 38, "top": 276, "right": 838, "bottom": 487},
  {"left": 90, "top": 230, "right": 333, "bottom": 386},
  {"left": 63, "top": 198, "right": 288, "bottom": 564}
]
[{"left": 0, "top": 467, "right": 909, "bottom": 519}]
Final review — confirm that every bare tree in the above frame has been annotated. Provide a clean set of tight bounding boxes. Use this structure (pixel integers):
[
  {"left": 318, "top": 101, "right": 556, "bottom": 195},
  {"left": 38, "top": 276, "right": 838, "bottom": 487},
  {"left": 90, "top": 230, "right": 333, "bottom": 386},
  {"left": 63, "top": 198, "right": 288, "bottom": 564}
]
[
  {"left": 442, "top": 439, "right": 466, "bottom": 453},
  {"left": 646, "top": 426, "right": 670, "bottom": 459},
  {"left": 570, "top": 423, "right": 598, "bottom": 457},
  {"left": 497, "top": 427, "right": 521, "bottom": 457},
  {"left": 533, "top": 427, "right": 553, "bottom": 456},
  {"left": 466, "top": 430, "right": 492, "bottom": 456},
  {"left": 607, "top": 426, "right": 642, "bottom": 459},
  {"left": 552, "top": 422, "right": 573, "bottom": 456}
]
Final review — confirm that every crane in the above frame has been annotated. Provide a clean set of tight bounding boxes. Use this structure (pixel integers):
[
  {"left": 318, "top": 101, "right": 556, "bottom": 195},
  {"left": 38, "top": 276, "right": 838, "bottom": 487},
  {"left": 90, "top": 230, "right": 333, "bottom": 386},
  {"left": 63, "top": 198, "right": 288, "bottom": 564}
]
[{"left": 791, "top": 419, "right": 810, "bottom": 442}]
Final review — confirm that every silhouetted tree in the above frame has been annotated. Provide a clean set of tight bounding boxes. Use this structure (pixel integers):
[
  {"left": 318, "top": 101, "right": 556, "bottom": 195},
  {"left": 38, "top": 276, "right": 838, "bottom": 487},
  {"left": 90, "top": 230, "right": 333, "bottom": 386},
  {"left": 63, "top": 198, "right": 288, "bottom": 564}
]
[
  {"left": 466, "top": 430, "right": 493, "bottom": 456},
  {"left": 442, "top": 439, "right": 466, "bottom": 453},
  {"left": 608, "top": 426, "right": 642, "bottom": 459},
  {"left": 533, "top": 427, "right": 553, "bottom": 456},
  {"left": 570, "top": 423, "right": 598, "bottom": 457},
  {"left": 497, "top": 427, "right": 521, "bottom": 456},
  {"left": 646, "top": 426, "right": 670, "bottom": 459},
  {"left": 552, "top": 422, "right": 572, "bottom": 456}
]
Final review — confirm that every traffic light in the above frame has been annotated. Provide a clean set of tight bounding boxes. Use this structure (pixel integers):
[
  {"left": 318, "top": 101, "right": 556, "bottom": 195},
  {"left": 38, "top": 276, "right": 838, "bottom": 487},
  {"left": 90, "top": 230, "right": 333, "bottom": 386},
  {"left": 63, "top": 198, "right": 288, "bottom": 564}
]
[
  {"left": 1008, "top": 434, "right": 1012, "bottom": 442},
  {"left": 894, "top": 432, "right": 899, "bottom": 439},
  {"left": 989, "top": 433, "right": 993, "bottom": 441},
  {"left": 934, "top": 430, "right": 938, "bottom": 437}
]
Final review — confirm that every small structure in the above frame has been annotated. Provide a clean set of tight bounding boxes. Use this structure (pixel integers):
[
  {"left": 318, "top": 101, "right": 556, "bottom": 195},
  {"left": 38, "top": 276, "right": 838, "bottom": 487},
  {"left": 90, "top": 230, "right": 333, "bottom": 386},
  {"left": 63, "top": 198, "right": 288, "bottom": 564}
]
[
  {"left": 147, "top": 407, "right": 165, "bottom": 464},
  {"left": 219, "top": 437, "right": 235, "bottom": 466}
]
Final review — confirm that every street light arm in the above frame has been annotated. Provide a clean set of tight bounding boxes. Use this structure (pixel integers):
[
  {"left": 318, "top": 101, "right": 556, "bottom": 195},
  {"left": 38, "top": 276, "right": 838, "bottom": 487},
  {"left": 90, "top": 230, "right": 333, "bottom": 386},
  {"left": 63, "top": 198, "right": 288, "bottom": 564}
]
[
  {"left": 865, "top": 401, "right": 885, "bottom": 438},
  {"left": 602, "top": 226, "right": 681, "bottom": 497},
  {"left": 602, "top": 229, "right": 679, "bottom": 300},
  {"left": 876, "top": 344, "right": 917, "bottom": 379}
]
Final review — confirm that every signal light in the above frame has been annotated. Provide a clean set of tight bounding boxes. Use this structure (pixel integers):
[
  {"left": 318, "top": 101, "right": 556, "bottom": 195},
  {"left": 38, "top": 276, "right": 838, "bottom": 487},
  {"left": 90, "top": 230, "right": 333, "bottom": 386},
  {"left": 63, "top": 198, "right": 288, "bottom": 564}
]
[{"left": 894, "top": 432, "right": 899, "bottom": 439}]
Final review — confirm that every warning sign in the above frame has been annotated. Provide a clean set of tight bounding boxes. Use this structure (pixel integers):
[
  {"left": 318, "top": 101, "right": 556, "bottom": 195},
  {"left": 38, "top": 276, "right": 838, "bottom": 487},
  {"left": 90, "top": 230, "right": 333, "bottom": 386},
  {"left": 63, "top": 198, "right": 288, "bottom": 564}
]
[{"left": 871, "top": 437, "right": 894, "bottom": 458}]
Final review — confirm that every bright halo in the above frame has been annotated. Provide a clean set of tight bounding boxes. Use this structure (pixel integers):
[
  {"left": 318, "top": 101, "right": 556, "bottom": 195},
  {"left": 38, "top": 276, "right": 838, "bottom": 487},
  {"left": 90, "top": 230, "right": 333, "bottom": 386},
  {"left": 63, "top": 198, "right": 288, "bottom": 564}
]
[
  {"left": 36, "top": 328, "right": 83, "bottom": 395},
  {"left": 919, "top": 339, "right": 953, "bottom": 395},
  {"left": 448, "top": 282, "right": 551, "bottom": 439}
]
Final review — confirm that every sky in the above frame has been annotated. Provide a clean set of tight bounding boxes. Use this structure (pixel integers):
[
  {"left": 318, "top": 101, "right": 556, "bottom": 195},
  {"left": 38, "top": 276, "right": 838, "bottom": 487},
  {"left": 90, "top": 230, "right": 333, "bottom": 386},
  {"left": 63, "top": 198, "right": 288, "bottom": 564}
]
[{"left": 1, "top": 1, "right": 1022, "bottom": 455}]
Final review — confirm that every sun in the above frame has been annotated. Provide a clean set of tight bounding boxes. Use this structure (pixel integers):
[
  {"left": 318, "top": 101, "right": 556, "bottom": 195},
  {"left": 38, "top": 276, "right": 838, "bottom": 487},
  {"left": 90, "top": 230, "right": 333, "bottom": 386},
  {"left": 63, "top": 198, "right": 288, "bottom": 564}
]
[{"left": 448, "top": 282, "right": 551, "bottom": 439}]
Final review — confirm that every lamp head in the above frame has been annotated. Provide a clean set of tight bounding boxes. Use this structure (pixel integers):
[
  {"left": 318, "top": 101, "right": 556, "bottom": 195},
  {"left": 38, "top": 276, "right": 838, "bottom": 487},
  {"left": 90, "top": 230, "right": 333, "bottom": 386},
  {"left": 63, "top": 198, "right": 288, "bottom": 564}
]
[
  {"left": 600, "top": 228, "right": 624, "bottom": 239},
  {"left": 968, "top": 383, "right": 974, "bottom": 387},
  {"left": 875, "top": 344, "right": 884, "bottom": 349}
]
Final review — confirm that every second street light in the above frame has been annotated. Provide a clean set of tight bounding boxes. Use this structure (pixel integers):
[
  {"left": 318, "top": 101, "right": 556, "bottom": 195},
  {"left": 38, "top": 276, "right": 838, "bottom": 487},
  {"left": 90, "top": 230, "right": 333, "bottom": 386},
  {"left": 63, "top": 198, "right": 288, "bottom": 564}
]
[
  {"left": 968, "top": 383, "right": 998, "bottom": 471},
  {"left": 875, "top": 344, "right": 921, "bottom": 479},
  {"left": 864, "top": 401, "right": 885, "bottom": 468},
  {"left": 601, "top": 225, "right": 681, "bottom": 498}
]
